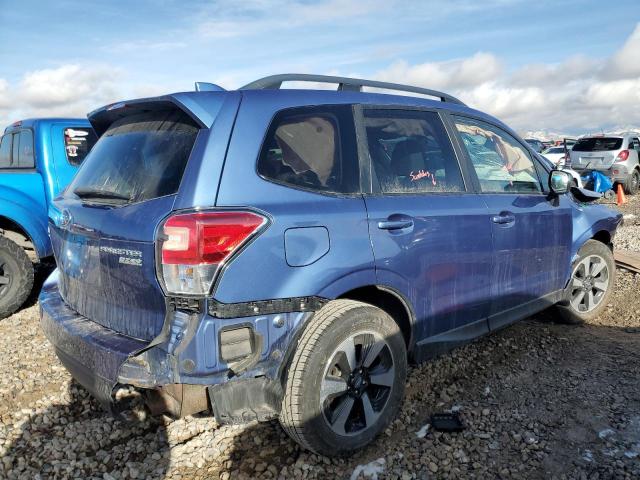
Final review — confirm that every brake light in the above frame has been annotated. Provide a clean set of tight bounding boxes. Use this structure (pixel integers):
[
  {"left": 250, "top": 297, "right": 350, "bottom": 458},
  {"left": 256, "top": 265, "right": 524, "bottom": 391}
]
[
  {"left": 159, "top": 211, "right": 267, "bottom": 295},
  {"left": 563, "top": 152, "right": 571, "bottom": 166},
  {"left": 616, "top": 150, "right": 629, "bottom": 162}
]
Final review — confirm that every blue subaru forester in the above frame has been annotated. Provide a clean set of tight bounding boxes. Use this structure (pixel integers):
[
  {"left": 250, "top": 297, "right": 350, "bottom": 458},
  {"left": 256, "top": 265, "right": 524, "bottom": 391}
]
[{"left": 40, "top": 74, "right": 622, "bottom": 455}]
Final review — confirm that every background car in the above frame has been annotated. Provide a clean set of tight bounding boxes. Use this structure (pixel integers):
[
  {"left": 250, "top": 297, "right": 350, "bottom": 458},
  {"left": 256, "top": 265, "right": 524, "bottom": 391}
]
[
  {"left": 569, "top": 133, "right": 640, "bottom": 194},
  {"left": 524, "top": 138, "right": 545, "bottom": 153},
  {"left": 542, "top": 146, "right": 569, "bottom": 166},
  {"left": 0, "top": 119, "right": 97, "bottom": 318}
]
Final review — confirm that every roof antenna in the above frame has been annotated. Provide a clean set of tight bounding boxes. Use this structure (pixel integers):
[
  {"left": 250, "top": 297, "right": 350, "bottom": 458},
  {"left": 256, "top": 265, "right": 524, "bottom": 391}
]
[{"left": 195, "top": 82, "right": 226, "bottom": 92}]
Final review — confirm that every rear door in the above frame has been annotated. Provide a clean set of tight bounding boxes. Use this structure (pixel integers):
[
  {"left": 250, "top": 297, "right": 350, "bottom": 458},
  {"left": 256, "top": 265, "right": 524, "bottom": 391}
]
[
  {"left": 451, "top": 115, "right": 572, "bottom": 330},
  {"left": 50, "top": 108, "right": 203, "bottom": 341},
  {"left": 359, "top": 107, "right": 493, "bottom": 343}
]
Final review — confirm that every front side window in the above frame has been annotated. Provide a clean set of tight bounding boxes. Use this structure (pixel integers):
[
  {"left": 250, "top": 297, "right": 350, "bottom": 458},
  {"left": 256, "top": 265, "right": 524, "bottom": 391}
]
[
  {"left": 68, "top": 109, "right": 199, "bottom": 205},
  {"left": 364, "top": 109, "right": 464, "bottom": 194},
  {"left": 0, "top": 134, "right": 11, "bottom": 168},
  {"left": 454, "top": 117, "right": 542, "bottom": 194},
  {"left": 257, "top": 105, "right": 358, "bottom": 194},
  {"left": 63, "top": 127, "right": 98, "bottom": 166}
]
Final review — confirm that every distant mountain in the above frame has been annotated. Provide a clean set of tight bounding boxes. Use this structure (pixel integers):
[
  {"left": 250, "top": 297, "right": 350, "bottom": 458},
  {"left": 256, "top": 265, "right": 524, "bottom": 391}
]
[{"left": 523, "top": 126, "right": 640, "bottom": 141}]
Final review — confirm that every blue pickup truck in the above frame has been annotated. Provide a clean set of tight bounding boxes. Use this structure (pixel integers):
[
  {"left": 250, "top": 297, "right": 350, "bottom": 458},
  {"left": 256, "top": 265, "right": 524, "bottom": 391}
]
[{"left": 0, "top": 118, "right": 97, "bottom": 318}]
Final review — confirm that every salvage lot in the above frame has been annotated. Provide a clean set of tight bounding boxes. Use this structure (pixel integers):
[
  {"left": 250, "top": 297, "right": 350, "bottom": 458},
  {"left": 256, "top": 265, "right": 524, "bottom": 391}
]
[{"left": 0, "top": 200, "right": 639, "bottom": 479}]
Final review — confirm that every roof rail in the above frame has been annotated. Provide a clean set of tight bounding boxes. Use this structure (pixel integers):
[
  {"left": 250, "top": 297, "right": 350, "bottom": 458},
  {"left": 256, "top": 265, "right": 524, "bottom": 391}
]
[{"left": 240, "top": 74, "right": 465, "bottom": 105}]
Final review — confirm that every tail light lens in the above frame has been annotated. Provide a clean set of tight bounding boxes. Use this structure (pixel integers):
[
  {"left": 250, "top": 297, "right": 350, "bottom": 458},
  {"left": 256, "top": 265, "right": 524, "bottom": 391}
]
[
  {"left": 158, "top": 211, "right": 267, "bottom": 295},
  {"left": 616, "top": 150, "right": 630, "bottom": 162},
  {"left": 563, "top": 152, "right": 571, "bottom": 166}
]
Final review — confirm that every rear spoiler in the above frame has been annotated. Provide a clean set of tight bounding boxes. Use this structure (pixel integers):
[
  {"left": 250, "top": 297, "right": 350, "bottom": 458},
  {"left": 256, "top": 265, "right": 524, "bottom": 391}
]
[{"left": 88, "top": 92, "right": 232, "bottom": 136}]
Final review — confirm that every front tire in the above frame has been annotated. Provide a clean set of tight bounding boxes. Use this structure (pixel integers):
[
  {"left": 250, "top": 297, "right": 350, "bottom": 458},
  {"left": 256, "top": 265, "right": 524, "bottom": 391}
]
[
  {"left": 0, "top": 236, "right": 34, "bottom": 319},
  {"left": 623, "top": 170, "right": 639, "bottom": 195},
  {"left": 280, "top": 300, "right": 407, "bottom": 456},
  {"left": 556, "top": 240, "right": 615, "bottom": 325}
]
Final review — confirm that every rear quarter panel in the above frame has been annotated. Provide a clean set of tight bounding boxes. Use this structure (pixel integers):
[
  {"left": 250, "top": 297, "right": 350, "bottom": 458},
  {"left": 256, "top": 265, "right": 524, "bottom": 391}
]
[{"left": 212, "top": 91, "right": 377, "bottom": 302}]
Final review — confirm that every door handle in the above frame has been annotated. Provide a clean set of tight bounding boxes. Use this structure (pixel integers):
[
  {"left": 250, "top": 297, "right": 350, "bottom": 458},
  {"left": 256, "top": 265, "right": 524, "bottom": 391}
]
[
  {"left": 491, "top": 212, "right": 516, "bottom": 225},
  {"left": 378, "top": 219, "right": 414, "bottom": 230}
]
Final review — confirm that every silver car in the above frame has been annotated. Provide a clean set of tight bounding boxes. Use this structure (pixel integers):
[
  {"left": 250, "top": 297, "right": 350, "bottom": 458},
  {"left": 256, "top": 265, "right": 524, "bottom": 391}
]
[{"left": 569, "top": 133, "right": 640, "bottom": 195}]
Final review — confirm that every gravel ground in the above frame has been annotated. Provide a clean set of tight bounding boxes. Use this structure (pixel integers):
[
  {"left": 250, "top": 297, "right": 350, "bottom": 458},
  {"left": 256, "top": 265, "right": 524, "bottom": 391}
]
[{"left": 0, "top": 197, "right": 639, "bottom": 480}]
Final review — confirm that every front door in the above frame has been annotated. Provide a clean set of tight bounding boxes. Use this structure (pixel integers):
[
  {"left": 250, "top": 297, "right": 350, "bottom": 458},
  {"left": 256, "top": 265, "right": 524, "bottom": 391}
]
[
  {"left": 360, "top": 108, "right": 494, "bottom": 345},
  {"left": 451, "top": 115, "right": 572, "bottom": 330}
]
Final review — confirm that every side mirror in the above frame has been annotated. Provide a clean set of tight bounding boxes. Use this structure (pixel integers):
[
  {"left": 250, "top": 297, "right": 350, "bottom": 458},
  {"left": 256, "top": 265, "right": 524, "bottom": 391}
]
[{"left": 549, "top": 169, "right": 571, "bottom": 195}]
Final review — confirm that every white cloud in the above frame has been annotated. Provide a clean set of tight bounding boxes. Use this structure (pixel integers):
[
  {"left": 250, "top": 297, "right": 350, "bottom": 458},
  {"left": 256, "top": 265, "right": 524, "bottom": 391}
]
[
  {"left": 0, "top": 79, "right": 10, "bottom": 110},
  {"left": 375, "top": 52, "right": 503, "bottom": 91},
  {"left": 197, "top": 0, "right": 386, "bottom": 38},
  {"left": 606, "top": 23, "right": 640, "bottom": 80},
  {"left": 0, "top": 64, "right": 169, "bottom": 128},
  {"left": 371, "top": 23, "right": 640, "bottom": 133},
  {"left": 20, "top": 64, "right": 120, "bottom": 109}
]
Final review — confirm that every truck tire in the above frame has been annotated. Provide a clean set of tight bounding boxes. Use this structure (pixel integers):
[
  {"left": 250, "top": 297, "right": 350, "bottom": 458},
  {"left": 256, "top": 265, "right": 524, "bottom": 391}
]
[
  {"left": 556, "top": 240, "right": 615, "bottom": 325},
  {"left": 624, "top": 170, "right": 640, "bottom": 195},
  {"left": 280, "top": 299, "right": 407, "bottom": 456},
  {"left": 0, "top": 235, "right": 34, "bottom": 319}
]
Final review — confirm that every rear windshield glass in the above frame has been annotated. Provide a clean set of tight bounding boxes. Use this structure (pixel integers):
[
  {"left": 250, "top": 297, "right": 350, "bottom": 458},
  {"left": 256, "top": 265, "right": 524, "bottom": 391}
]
[
  {"left": 573, "top": 137, "right": 623, "bottom": 152},
  {"left": 64, "top": 127, "right": 98, "bottom": 166},
  {"left": 68, "top": 110, "right": 199, "bottom": 204}
]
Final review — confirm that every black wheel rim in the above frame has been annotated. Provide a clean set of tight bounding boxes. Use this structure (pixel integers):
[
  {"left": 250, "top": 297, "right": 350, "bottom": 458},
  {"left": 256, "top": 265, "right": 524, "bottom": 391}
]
[
  {"left": 320, "top": 331, "right": 394, "bottom": 436},
  {"left": 0, "top": 260, "right": 12, "bottom": 297}
]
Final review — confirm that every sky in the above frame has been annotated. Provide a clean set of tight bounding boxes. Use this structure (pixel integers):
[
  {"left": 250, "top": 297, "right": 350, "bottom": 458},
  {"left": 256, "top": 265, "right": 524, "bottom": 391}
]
[{"left": 1, "top": 0, "right": 640, "bottom": 136}]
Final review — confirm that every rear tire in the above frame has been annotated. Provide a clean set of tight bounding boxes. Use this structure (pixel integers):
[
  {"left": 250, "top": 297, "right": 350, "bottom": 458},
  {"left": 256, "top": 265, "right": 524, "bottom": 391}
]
[
  {"left": 556, "top": 240, "right": 615, "bottom": 325},
  {"left": 623, "top": 170, "right": 639, "bottom": 195},
  {"left": 0, "top": 236, "right": 34, "bottom": 319},
  {"left": 280, "top": 299, "right": 407, "bottom": 456}
]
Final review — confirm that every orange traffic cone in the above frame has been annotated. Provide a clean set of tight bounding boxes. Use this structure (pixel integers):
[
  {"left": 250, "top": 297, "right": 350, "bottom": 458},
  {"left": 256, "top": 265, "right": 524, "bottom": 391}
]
[{"left": 616, "top": 184, "right": 627, "bottom": 206}]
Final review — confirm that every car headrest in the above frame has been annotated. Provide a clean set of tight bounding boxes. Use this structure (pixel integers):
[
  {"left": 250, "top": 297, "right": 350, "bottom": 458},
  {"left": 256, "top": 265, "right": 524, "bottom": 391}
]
[{"left": 391, "top": 138, "right": 426, "bottom": 175}]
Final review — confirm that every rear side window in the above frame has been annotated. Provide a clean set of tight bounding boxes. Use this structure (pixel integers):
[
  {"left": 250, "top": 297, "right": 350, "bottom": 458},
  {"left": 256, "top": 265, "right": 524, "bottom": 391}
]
[
  {"left": 257, "top": 105, "right": 359, "bottom": 194},
  {"left": 68, "top": 109, "right": 199, "bottom": 204},
  {"left": 364, "top": 109, "right": 464, "bottom": 193},
  {"left": 64, "top": 127, "right": 98, "bottom": 166},
  {"left": 573, "top": 137, "right": 623, "bottom": 152}
]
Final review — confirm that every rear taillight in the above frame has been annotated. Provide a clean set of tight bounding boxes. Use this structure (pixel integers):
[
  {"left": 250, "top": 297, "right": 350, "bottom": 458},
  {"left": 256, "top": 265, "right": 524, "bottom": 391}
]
[
  {"left": 563, "top": 152, "right": 571, "bottom": 166},
  {"left": 158, "top": 211, "right": 267, "bottom": 295},
  {"left": 616, "top": 150, "right": 630, "bottom": 162}
]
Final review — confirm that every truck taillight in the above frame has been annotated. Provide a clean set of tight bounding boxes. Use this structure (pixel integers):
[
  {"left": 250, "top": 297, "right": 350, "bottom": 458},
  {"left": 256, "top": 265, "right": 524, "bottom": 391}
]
[
  {"left": 158, "top": 211, "right": 267, "bottom": 295},
  {"left": 563, "top": 152, "right": 571, "bottom": 166},
  {"left": 615, "top": 150, "right": 629, "bottom": 162}
]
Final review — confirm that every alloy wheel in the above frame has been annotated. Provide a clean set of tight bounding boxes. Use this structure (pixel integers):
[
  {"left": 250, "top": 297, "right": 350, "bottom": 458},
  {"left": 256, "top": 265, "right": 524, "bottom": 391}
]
[
  {"left": 569, "top": 254, "right": 609, "bottom": 313},
  {"left": 320, "top": 331, "right": 395, "bottom": 436}
]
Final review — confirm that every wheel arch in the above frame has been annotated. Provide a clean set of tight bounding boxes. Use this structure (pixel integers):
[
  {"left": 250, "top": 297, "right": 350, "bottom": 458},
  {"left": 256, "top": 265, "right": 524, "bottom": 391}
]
[{"left": 337, "top": 285, "right": 416, "bottom": 351}]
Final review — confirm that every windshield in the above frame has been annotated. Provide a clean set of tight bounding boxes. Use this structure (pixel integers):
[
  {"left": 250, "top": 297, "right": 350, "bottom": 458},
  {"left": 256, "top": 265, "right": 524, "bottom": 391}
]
[
  {"left": 68, "top": 109, "right": 199, "bottom": 204},
  {"left": 573, "top": 137, "right": 623, "bottom": 152}
]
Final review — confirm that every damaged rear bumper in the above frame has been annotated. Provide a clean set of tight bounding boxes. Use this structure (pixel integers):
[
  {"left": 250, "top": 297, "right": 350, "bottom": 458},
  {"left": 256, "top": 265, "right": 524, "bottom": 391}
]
[
  {"left": 39, "top": 270, "right": 316, "bottom": 423},
  {"left": 39, "top": 270, "right": 147, "bottom": 409}
]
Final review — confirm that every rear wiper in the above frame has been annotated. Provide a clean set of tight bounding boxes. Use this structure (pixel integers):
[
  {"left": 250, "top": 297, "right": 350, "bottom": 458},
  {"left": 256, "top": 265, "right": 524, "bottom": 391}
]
[{"left": 73, "top": 186, "right": 131, "bottom": 203}]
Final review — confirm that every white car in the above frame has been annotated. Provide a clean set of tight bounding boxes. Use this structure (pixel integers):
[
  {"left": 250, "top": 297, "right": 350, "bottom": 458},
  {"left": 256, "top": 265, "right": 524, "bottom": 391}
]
[
  {"left": 542, "top": 146, "right": 568, "bottom": 166},
  {"left": 535, "top": 152, "right": 583, "bottom": 188}
]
